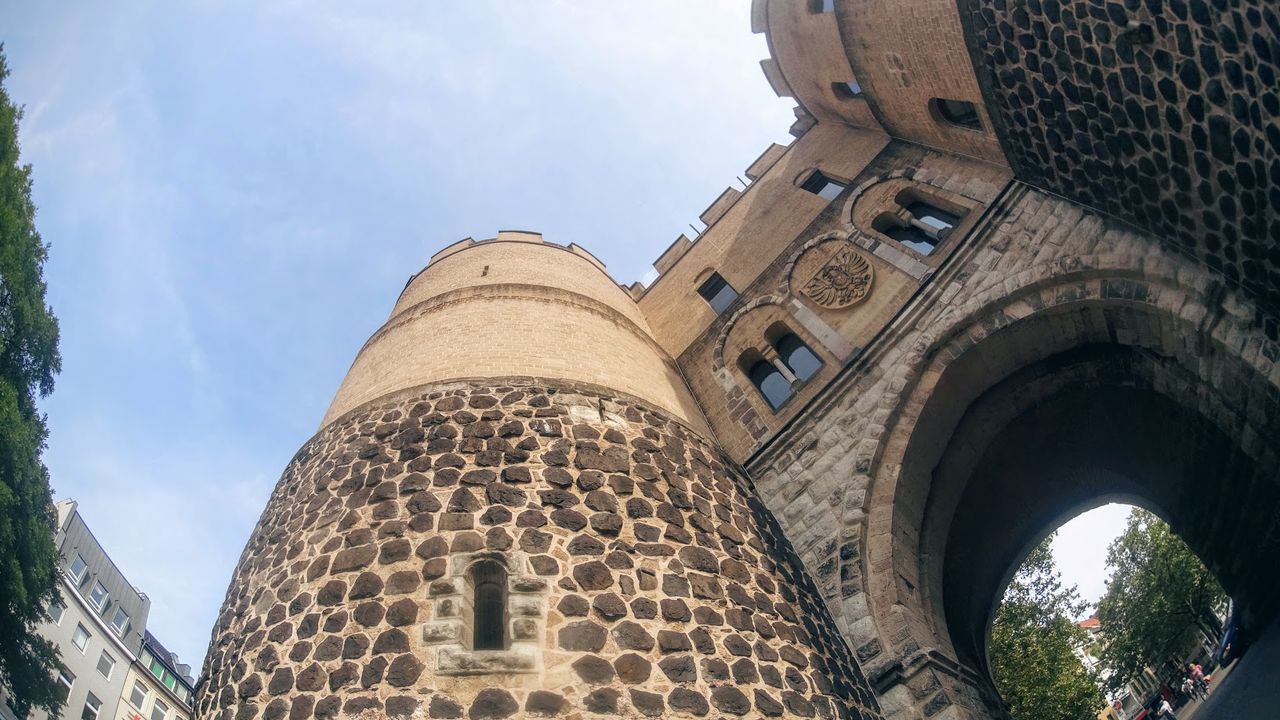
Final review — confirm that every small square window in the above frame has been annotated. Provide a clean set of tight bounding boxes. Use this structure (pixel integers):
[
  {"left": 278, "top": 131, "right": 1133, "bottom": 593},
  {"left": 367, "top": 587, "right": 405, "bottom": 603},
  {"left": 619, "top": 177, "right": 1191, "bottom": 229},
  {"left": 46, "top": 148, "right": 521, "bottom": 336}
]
[
  {"left": 68, "top": 555, "right": 88, "bottom": 585},
  {"left": 48, "top": 598, "right": 66, "bottom": 625},
  {"left": 832, "top": 81, "right": 862, "bottom": 99},
  {"left": 800, "top": 171, "right": 846, "bottom": 201},
  {"left": 129, "top": 680, "right": 148, "bottom": 709},
  {"left": 110, "top": 607, "right": 130, "bottom": 636},
  {"left": 809, "top": 0, "right": 836, "bottom": 12},
  {"left": 96, "top": 650, "right": 115, "bottom": 680},
  {"left": 72, "top": 624, "right": 91, "bottom": 653},
  {"left": 82, "top": 693, "right": 101, "bottom": 720},
  {"left": 55, "top": 669, "right": 75, "bottom": 703},
  {"left": 696, "top": 272, "right": 739, "bottom": 315},
  {"left": 88, "top": 580, "right": 109, "bottom": 610}
]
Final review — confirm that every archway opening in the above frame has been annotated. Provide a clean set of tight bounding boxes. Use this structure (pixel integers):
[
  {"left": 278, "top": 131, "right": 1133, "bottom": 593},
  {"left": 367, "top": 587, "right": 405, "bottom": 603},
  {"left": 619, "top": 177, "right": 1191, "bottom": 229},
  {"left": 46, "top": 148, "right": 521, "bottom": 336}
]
[{"left": 988, "top": 502, "right": 1229, "bottom": 719}]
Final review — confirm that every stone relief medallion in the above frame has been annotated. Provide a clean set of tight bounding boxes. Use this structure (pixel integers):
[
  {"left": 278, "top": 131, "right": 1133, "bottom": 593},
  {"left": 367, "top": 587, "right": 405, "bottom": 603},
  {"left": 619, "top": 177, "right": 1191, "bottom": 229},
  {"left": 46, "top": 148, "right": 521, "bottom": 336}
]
[{"left": 793, "top": 240, "right": 874, "bottom": 309}]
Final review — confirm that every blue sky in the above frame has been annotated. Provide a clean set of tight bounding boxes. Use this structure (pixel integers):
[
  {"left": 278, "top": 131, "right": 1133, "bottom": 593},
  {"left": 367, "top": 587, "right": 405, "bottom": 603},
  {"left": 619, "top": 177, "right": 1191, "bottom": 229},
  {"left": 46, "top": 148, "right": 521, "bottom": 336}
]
[{"left": 2, "top": 2, "right": 1128, "bottom": 669}]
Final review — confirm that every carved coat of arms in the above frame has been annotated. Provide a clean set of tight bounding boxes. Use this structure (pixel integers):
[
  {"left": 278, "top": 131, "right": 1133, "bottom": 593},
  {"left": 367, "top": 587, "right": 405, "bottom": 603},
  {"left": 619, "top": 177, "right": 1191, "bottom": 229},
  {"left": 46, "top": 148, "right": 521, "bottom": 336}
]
[{"left": 799, "top": 243, "right": 874, "bottom": 309}]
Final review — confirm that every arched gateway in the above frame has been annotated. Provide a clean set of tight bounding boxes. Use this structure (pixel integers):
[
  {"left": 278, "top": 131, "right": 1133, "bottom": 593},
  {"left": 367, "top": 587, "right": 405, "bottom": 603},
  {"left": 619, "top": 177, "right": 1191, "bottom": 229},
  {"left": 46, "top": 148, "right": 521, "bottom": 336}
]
[{"left": 197, "top": 2, "right": 1280, "bottom": 718}]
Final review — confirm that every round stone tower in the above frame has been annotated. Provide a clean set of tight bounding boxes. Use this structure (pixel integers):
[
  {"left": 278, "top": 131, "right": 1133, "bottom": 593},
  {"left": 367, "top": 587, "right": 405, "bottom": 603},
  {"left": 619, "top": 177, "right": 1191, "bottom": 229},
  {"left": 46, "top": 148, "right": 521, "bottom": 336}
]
[{"left": 196, "top": 232, "right": 880, "bottom": 720}]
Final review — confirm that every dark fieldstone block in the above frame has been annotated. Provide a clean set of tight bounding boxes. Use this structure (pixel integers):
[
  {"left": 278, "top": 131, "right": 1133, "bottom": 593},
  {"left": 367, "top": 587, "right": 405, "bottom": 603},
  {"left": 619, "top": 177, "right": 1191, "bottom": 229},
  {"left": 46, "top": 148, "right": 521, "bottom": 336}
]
[
  {"left": 348, "top": 571, "right": 384, "bottom": 600},
  {"left": 567, "top": 534, "right": 605, "bottom": 555},
  {"left": 266, "top": 667, "right": 293, "bottom": 696},
  {"left": 571, "top": 655, "right": 616, "bottom": 684},
  {"left": 591, "top": 593, "right": 627, "bottom": 621},
  {"left": 326, "top": 662, "right": 357, "bottom": 691},
  {"left": 612, "top": 620, "right": 654, "bottom": 650},
  {"left": 614, "top": 653, "right": 652, "bottom": 683},
  {"left": 629, "top": 689, "right": 664, "bottom": 717},
  {"left": 551, "top": 509, "right": 588, "bottom": 531},
  {"left": 385, "top": 654, "right": 423, "bottom": 687},
  {"left": 668, "top": 688, "right": 710, "bottom": 716},
  {"left": 469, "top": 689, "right": 518, "bottom": 719},
  {"left": 572, "top": 560, "right": 614, "bottom": 590},
  {"left": 429, "top": 695, "right": 464, "bottom": 719},
  {"left": 524, "top": 691, "right": 565, "bottom": 716},
  {"left": 340, "top": 634, "right": 369, "bottom": 659},
  {"left": 386, "top": 695, "right": 421, "bottom": 717},
  {"left": 372, "top": 628, "right": 410, "bottom": 654},
  {"left": 295, "top": 663, "right": 325, "bottom": 692},
  {"left": 782, "top": 691, "right": 816, "bottom": 718},
  {"left": 711, "top": 686, "right": 751, "bottom": 716},
  {"left": 386, "top": 598, "right": 418, "bottom": 626},
  {"left": 330, "top": 544, "right": 376, "bottom": 573},
  {"left": 558, "top": 620, "right": 607, "bottom": 651},
  {"left": 583, "top": 688, "right": 620, "bottom": 714},
  {"left": 557, "top": 595, "right": 589, "bottom": 616},
  {"left": 660, "top": 598, "right": 691, "bottom": 622},
  {"left": 658, "top": 654, "right": 697, "bottom": 683}
]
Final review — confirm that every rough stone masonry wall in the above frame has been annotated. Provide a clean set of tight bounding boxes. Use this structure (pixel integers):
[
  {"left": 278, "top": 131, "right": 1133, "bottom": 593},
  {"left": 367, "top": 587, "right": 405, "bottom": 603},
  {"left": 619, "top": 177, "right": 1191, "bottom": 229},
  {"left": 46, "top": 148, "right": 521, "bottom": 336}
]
[
  {"left": 958, "top": 0, "right": 1280, "bottom": 314},
  {"left": 197, "top": 381, "right": 881, "bottom": 720}
]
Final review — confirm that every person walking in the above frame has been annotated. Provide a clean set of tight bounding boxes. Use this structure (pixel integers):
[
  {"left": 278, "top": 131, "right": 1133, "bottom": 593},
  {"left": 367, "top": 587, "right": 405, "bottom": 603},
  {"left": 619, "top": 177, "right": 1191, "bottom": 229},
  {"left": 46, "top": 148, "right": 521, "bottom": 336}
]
[
  {"left": 1189, "top": 662, "right": 1210, "bottom": 698},
  {"left": 1158, "top": 697, "right": 1178, "bottom": 719}
]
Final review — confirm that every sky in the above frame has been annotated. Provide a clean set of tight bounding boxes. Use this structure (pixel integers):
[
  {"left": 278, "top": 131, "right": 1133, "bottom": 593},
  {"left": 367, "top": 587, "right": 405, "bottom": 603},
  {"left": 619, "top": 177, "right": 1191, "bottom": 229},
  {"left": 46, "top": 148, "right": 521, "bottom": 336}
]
[{"left": 1, "top": 2, "right": 1130, "bottom": 670}]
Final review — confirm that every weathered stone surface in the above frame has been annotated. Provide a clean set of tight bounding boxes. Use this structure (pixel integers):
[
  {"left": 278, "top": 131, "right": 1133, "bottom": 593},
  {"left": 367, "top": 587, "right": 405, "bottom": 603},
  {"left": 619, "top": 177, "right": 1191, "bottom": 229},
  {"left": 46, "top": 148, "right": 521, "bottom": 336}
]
[
  {"left": 557, "top": 621, "right": 606, "bottom": 651},
  {"left": 571, "top": 655, "right": 615, "bottom": 684},
  {"left": 658, "top": 655, "right": 697, "bottom": 683},
  {"left": 613, "top": 653, "right": 652, "bottom": 684},
  {"left": 429, "top": 695, "right": 464, "bottom": 719},
  {"left": 668, "top": 688, "right": 709, "bottom": 716},
  {"left": 468, "top": 689, "right": 518, "bottom": 720},
  {"left": 524, "top": 691, "right": 565, "bottom": 716},
  {"left": 385, "top": 654, "right": 422, "bottom": 687}
]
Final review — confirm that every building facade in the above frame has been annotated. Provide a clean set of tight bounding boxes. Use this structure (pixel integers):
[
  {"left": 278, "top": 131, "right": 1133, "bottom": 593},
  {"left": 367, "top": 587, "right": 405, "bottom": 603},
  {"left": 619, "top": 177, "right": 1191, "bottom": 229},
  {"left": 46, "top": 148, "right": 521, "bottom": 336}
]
[
  {"left": 0, "top": 501, "right": 194, "bottom": 720},
  {"left": 198, "top": 1, "right": 1280, "bottom": 718}
]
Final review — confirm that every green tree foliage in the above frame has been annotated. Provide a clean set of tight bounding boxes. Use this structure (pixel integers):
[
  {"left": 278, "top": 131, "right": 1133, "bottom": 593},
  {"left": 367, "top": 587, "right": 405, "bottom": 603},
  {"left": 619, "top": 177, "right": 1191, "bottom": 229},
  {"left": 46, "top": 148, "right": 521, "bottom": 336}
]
[
  {"left": 0, "top": 46, "right": 65, "bottom": 718},
  {"left": 1096, "top": 508, "right": 1225, "bottom": 693},
  {"left": 990, "top": 535, "right": 1106, "bottom": 720}
]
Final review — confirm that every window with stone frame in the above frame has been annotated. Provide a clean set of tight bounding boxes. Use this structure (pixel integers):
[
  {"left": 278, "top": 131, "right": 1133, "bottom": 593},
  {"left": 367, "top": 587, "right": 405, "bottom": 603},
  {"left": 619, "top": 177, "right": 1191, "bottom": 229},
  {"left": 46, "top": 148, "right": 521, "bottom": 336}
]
[
  {"left": 930, "top": 98, "right": 983, "bottom": 131},
  {"left": 696, "top": 271, "right": 739, "bottom": 315},
  {"left": 799, "top": 170, "right": 847, "bottom": 201},
  {"left": 809, "top": 0, "right": 835, "bottom": 12},
  {"left": 872, "top": 188, "right": 969, "bottom": 257},
  {"left": 469, "top": 560, "right": 509, "bottom": 650},
  {"left": 739, "top": 348, "right": 793, "bottom": 411},
  {"left": 832, "top": 81, "right": 863, "bottom": 99},
  {"left": 767, "top": 325, "right": 823, "bottom": 382}
]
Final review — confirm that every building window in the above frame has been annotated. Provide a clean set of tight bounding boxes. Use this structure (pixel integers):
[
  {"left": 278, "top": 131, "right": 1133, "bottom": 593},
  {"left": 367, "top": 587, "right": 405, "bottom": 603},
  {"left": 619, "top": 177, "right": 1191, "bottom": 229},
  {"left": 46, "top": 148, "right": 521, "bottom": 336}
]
[
  {"left": 832, "top": 81, "right": 862, "bottom": 99},
  {"left": 96, "top": 650, "right": 115, "bottom": 680},
  {"left": 54, "top": 669, "right": 75, "bottom": 703},
  {"left": 931, "top": 98, "right": 982, "bottom": 130},
  {"left": 68, "top": 555, "right": 88, "bottom": 585},
  {"left": 109, "top": 607, "right": 130, "bottom": 636},
  {"left": 151, "top": 698, "right": 170, "bottom": 720},
  {"left": 905, "top": 200, "right": 961, "bottom": 236},
  {"left": 81, "top": 693, "right": 101, "bottom": 720},
  {"left": 877, "top": 217, "right": 941, "bottom": 255},
  {"left": 747, "top": 359, "right": 792, "bottom": 410},
  {"left": 696, "top": 272, "right": 739, "bottom": 314},
  {"left": 873, "top": 189, "right": 969, "bottom": 257},
  {"left": 470, "top": 561, "right": 508, "bottom": 651},
  {"left": 48, "top": 598, "right": 66, "bottom": 625},
  {"left": 129, "top": 680, "right": 148, "bottom": 710},
  {"left": 88, "top": 581, "right": 109, "bottom": 610},
  {"left": 774, "top": 333, "right": 822, "bottom": 382},
  {"left": 799, "top": 170, "right": 846, "bottom": 201},
  {"left": 72, "top": 624, "right": 91, "bottom": 653},
  {"left": 809, "top": 0, "right": 835, "bottom": 12}
]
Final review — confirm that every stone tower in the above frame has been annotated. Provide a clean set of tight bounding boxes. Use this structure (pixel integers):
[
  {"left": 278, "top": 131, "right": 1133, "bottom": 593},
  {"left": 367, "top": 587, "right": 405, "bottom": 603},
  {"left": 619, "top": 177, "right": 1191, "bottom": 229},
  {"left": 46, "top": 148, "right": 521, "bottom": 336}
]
[
  {"left": 196, "top": 233, "right": 882, "bottom": 719},
  {"left": 198, "top": 1, "right": 1280, "bottom": 718}
]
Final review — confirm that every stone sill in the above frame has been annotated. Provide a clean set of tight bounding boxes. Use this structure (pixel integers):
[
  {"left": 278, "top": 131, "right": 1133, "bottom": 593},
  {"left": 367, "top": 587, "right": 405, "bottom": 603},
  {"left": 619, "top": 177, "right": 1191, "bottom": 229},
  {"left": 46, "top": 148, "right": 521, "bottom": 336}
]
[{"left": 437, "top": 646, "right": 537, "bottom": 675}]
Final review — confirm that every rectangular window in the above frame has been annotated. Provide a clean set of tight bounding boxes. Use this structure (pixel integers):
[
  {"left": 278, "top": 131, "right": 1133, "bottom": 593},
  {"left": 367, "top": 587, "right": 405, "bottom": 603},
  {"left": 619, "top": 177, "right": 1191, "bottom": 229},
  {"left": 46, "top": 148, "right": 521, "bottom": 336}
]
[
  {"left": 109, "top": 607, "right": 130, "bottom": 636},
  {"left": 72, "top": 624, "right": 91, "bottom": 653},
  {"left": 800, "top": 170, "right": 846, "bottom": 201},
  {"left": 95, "top": 650, "right": 115, "bottom": 680},
  {"left": 696, "top": 272, "right": 739, "bottom": 315},
  {"left": 809, "top": 0, "right": 835, "bottom": 11},
  {"left": 81, "top": 693, "right": 101, "bottom": 720},
  {"left": 149, "top": 656, "right": 166, "bottom": 680},
  {"left": 88, "top": 580, "right": 109, "bottom": 610},
  {"left": 163, "top": 674, "right": 177, "bottom": 691},
  {"left": 48, "top": 598, "right": 66, "bottom": 625},
  {"left": 68, "top": 555, "right": 89, "bottom": 585},
  {"left": 55, "top": 669, "right": 75, "bottom": 703},
  {"left": 129, "top": 680, "right": 148, "bottom": 709},
  {"left": 151, "top": 698, "right": 170, "bottom": 720}
]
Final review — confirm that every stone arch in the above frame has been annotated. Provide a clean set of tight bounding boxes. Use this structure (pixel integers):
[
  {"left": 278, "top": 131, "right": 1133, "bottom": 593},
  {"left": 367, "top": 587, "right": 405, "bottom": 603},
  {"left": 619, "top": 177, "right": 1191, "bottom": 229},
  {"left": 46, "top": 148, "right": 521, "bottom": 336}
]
[{"left": 853, "top": 265, "right": 1280, "bottom": 716}]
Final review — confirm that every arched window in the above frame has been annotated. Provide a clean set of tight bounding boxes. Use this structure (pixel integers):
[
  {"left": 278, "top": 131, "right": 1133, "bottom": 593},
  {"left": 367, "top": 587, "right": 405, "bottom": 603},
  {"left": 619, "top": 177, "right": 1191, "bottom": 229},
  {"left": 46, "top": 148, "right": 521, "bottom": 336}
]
[
  {"left": 880, "top": 220, "right": 940, "bottom": 255},
  {"left": 470, "top": 561, "right": 507, "bottom": 650},
  {"left": 931, "top": 98, "right": 982, "bottom": 130},
  {"left": 748, "top": 360, "right": 792, "bottom": 410},
  {"left": 832, "top": 81, "right": 863, "bottom": 99},
  {"left": 774, "top": 334, "right": 822, "bottom": 382},
  {"left": 905, "top": 201, "right": 960, "bottom": 236},
  {"left": 697, "top": 271, "right": 739, "bottom": 314}
]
